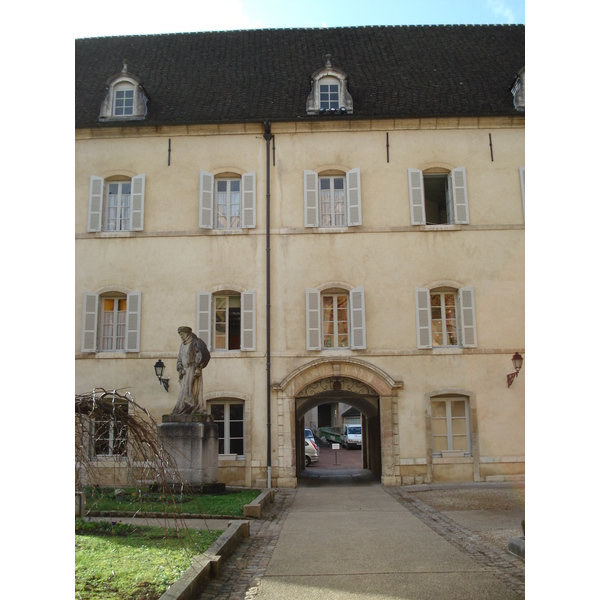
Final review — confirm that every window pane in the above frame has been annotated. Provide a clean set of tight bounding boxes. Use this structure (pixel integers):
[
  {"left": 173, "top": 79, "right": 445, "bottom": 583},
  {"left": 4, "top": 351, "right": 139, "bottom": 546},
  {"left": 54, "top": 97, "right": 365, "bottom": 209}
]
[
  {"left": 452, "top": 401, "right": 466, "bottom": 417},
  {"left": 211, "top": 404, "right": 224, "bottom": 420},
  {"left": 230, "top": 421, "right": 244, "bottom": 438},
  {"left": 453, "top": 435, "right": 468, "bottom": 451},
  {"left": 230, "top": 438, "right": 244, "bottom": 455},
  {"left": 229, "top": 403, "right": 243, "bottom": 420},
  {"left": 431, "top": 402, "right": 446, "bottom": 418},
  {"left": 452, "top": 419, "right": 467, "bottom": 435},
  {"left": 432, "top": 419, "right": 447, "bottom": 435},
  {"left": 433, "top": 437, "right": 448, "bottom": 453}
]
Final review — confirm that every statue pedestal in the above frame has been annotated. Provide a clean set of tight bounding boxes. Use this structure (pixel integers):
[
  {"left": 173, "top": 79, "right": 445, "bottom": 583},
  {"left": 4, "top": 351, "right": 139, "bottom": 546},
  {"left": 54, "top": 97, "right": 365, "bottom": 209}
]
[{"left": 157, "top": 414, "right": 219, "bottom": 488}]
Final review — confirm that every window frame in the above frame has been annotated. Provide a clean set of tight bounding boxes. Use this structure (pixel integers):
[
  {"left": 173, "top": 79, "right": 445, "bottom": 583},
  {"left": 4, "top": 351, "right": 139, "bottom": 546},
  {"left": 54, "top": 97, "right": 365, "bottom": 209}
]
[
  {"left": 214, "top": 178, "right": 242, "bottom": 230},
  {"left": 306, "top": 286, "right": 366, "bottom": 350},
  {"left": 431, "top": 397, "right": 471, "bottom": 457},
  {"left": 92, "top": 402, "right": 128, "bottom": 459},
  {"left": 304, "top": 169, "right": 361, "bottom": 228},
  {"left": 208, "top": 400, "right": 245, "bottom": 457},
  {"left": 408, "top": 167, "right": 469, "bottom": 225},
  {"left": 99, "top": 70, "right": 148, "bottom": 122},
  {"left": 87, "top": 174, "right": 145, "bottom": 233},
  {"left": 415, "top": 286, "right": 477, "bottom": 349},
  {"left": 81, "top": 291, "right": 141, "bottom": 353},
  {"left": 197, "top": 289, "right": 256, "bottom": 351},
  {"left": 199, "top": 171, "right": 256, "bottom": 230}
]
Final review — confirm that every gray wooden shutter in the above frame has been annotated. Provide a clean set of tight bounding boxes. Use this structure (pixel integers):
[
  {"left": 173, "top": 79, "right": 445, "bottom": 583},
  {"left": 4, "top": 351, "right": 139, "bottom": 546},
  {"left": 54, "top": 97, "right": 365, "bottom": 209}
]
[
  {"left": 305, "top": 288, "right": 321, "bottom": 350},
  {"left": 349, "top": 286, "right": 366, "bottom": 349},
  {"left": 199, "top": 171, "right": 214, "bottom": 229},
  {"left": 451, "top": 167, "right": 469, "bottom": 224},
  {"left": 241, "top": 172, "right": 256, "bottom": 228},
  {"left": 81, "top": 292, "right": 99, "bottom": 352},
  {"left": 459, "top": 286, "right": 477, "bottom": 347},
  {"left": 304, "top": 170, "right": 319, "bottom": 227},
  {"left": 519, "top": 166, "right": 525, "bottom": 221},
  {"left": 197, "top": 291, "right": 212, "bottom": 349},
  {"left": 240, "top": 290, "right": 256, "bottom": 351},
  {"left": 130, "top": 174, "right": 145, "bottom": 231},
  {"left": 415, "top": 288, "right": 432, "bottom": 349},
  {"left": 408, "top": 168, "right": 426, "bottom": 225},
  {"left": 88, "top": 176, "right": 104, "bottom": 232},
  {"left": 346, "top": 168, "right": 362, "bottom": 226},
  {"left": 125, "top": 291, "right": 141, "bottom": 352}
]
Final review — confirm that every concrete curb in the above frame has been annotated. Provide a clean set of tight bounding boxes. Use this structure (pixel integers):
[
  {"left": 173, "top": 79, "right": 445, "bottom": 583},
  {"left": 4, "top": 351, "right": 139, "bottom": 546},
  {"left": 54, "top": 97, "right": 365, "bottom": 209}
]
[
  {"left": 243, "top": 489, "right": 274, "bottom": 518},
  {"left": 158, "top": 520, "right": 250, "bottom": 600},
  {"left": 508, "top": 537, "right": 525, "bottom": 560}
]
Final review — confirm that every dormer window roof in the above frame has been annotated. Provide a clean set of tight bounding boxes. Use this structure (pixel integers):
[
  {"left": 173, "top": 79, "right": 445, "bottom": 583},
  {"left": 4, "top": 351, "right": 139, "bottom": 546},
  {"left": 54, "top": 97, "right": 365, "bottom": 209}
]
[
  {"left": 511, "top": 67, "right": 525, "bottom": 112},
  {"left": 99, "top": 62, "right": 148, "bottom": 122},
  {"left": 306, "top": 55, "right": 354, "bottom": 116}
]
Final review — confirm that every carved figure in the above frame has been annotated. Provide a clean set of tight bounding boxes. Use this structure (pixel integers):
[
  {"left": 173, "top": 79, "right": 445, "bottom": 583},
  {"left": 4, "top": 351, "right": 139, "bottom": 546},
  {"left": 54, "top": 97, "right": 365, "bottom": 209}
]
[{"left": 171, "top": 326, "right": 211, "bottom": 415}]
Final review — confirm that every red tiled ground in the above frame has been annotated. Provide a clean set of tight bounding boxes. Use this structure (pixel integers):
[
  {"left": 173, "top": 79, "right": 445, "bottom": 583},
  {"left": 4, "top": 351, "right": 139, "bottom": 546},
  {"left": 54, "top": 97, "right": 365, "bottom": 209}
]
[{"left": 310, "top": 444, "right": 363, "bottom": 469}]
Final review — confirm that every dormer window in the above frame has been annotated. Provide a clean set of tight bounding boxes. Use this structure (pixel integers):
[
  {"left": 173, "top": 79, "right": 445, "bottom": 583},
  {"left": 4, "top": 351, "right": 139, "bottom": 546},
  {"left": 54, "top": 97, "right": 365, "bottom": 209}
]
[
  {"left": 511, "top": 67, "right": 525, "bottom": 112},
  {"left": 99, "top": 63, "right": 148, "bottom": 122},
  {"left": 306, "top": 55, "right": 353, "bottom": 116}
]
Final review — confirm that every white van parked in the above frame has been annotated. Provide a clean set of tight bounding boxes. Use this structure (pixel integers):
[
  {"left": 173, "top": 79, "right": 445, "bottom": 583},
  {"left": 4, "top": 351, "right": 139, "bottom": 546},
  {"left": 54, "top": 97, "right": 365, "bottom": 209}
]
[{"left": 341, "top": 424, "right": 362, "bottom": 449}]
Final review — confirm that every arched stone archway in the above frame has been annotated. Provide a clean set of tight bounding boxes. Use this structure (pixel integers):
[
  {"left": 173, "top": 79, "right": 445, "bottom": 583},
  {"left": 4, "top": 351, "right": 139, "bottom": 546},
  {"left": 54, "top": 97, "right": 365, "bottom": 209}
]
[{"left": 272, "top": 358, "right": 403, "bottom": 487}]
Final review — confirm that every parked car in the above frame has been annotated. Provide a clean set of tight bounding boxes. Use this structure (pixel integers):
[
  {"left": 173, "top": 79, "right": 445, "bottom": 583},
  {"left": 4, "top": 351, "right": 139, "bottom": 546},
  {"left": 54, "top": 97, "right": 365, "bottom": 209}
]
[
  {"left": 341, "top": 424, "right": 362, "bottom": 449},
  {"left": 305, "top": 428, "right": 316, "bottom": 444},
  {"left": 305, "top": 438, "right": 319, "bottom": 466}
]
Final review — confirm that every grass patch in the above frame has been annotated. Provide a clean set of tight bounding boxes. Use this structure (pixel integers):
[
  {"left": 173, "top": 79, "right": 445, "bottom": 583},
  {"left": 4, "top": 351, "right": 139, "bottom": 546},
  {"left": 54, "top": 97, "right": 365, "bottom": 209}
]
[
  {"left": 85, "top": 487, "right": 261, "bottom": 517},
  {"left": 75, "top": 519, "right": 223, "bottom": 600}
]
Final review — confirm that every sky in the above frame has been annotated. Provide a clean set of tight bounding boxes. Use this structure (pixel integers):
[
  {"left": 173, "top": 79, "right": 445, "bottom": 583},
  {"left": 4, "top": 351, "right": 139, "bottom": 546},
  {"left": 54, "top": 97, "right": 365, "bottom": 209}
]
[{"left": 74, "top": 0, "right": 525, "bottom": 38}]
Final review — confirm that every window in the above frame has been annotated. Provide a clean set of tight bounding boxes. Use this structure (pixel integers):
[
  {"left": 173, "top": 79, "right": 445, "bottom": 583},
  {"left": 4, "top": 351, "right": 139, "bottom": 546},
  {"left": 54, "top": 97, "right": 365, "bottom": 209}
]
[
  {"left": 319, "top": 77, "right": 340, "bottom": 110},
  {"left": 431, "top": 397, "right": 470, "bottom": 456},
  {"left": 93, "top": 405, "right": 128, "bottom": 457},
  {"left": 306, "top": 286, "right": 366, "bottom": 350},
  {"left": 415, "top": 286, "right": 477, "bottom": 349},
  {"left": 113, "top": 83, "right": 134, "bottom": 117},
  {"left": 197, "top": 290, "right": 256, "bottom": 351},
  {"left": 87, "top": 174, "right": 145, "bottom": 232},
  {"left": 408, "top": 167, "right": 469, "bottom": 225},
  {"left": 199, "top": 171, "right": 256, "bottom": 230},
  {"left": 305, "top": 58, "right": 354, "bottom": 115},
  {"left": 81, "top": 291, "right": 141, "bottom": 353},
  {"left": 98, "top": 66, "right": 148, "bottom": 121},
  {"left": 209, "top": 400, "right": 244, "bottom": 456},
  {"left": 304, "top": 169, "right": 361, "bottom": 227}
]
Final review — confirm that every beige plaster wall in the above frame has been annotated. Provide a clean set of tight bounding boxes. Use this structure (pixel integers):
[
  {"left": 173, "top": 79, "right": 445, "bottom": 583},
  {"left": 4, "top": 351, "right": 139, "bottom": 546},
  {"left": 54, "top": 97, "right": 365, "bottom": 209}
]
[{"left": 76, "top": 118, "right": 524, "bottom": 488}]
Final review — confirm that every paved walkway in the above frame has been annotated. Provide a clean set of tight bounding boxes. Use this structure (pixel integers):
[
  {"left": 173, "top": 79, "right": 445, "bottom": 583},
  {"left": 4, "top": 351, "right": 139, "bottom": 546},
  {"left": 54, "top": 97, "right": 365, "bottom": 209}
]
[{"left": 199, "top": 477, "right": 524, "bottom": 600}]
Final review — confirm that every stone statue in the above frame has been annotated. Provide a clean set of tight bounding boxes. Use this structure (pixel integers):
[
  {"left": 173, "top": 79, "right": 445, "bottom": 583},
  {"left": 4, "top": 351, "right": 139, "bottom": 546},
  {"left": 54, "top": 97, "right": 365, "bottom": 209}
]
[{"left": 171, "top": 326, "right": 211, "bottom": 415}]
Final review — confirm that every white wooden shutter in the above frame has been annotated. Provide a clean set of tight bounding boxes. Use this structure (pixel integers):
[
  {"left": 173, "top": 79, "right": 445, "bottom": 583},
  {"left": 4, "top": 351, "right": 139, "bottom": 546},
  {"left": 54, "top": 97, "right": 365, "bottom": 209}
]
[
  {"left": 241, "top": 172, "right": 256, "bottom": 228},
  {"left": 88, "top": 176, "right": 104, "bottom": 232},
  {"left": 519, "top": 166, "right": 525, "bottom": 221},
  {"left": 305, "top": 288, "right": 321, "bottom": 350},
  {"left": 346, "top": 168, "right": 362, "bottom": 226},
  {"left": 408, "top": 168, "right": 426, "bottom": 225},
  {"left": 240, "top": 290, "right": 256, "bottom": 351},
  {"left": 81, "top": 292, "right": 99, "bottom": 352},
  {"left": 415, "top": 288, "right": 432, "bottom": 349},
  {"left": 349, "top": 286, "right": 366, "bottom": 349},
  {"left": 197, "top": 291, "right": 212, "bottom": 349},
  {"left": 450, "top": 167, "right": 469, "bottom": 224},
  {"left": 130, "top": 174, "right": 145, "bottom": 230},
  {"left": 199, "top": 171, "right": 214, "bottom": 229},
  {"left": 304, "top": 170, "right": 319, "bottom": 227},
  {"left": 125, "top": 291, "right": 141, "bottom": 352},
  {"left": 459, "top": 286, "right": 477, "bottom": 347}
]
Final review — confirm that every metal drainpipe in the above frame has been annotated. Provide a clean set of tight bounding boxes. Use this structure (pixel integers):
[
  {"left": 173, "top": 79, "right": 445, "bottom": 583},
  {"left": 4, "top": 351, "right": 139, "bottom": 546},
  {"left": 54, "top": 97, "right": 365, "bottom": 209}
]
[{"left": 263, "top": 122, "right": 273, "bottom": 489}]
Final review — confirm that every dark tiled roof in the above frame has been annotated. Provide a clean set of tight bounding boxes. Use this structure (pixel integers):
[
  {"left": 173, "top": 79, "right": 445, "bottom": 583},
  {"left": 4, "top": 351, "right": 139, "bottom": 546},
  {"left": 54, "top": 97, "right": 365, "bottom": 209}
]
[{"left": 75, "top": 25, "right": 524, "bottom": 129}]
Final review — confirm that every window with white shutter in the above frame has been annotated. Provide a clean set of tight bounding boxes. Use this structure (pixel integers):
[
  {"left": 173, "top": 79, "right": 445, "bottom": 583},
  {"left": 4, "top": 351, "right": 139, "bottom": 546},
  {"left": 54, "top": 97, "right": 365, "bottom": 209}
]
[
  {"left": 415, "top": 286, "right": 477, "bottom": 349},
  {"left": 87, "top": 175, "right": 145, "bottom": 232},
  {"left": 408, "top": 167, "right": 469, "bottom": 225},
  {"left": 240, "top": 290, "right": 256, "bottom": 351},
  {"left": 199, "top": 171, "right": 256, "bottom": 230},
  {"left": 306, "top": 286, "right": 367, "bottom": 350},
  {"left": 81, "top": 292, "right": 99, "bottom": 352},
  {"left": 125, "top": 291, "right": 141, "bottom": 352},
  {"left": 197, "top": 292, "right": 212, "bottom": 348},
  {"left": 304, "top": 169, "right": 362, "bottom": 228}
]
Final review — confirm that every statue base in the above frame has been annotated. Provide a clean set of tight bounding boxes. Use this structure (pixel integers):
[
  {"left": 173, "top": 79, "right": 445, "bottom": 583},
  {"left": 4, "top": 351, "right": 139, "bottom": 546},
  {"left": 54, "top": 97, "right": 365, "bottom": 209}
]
[{"left": 157, "top": 413, "right": 219, "bottom": 486}]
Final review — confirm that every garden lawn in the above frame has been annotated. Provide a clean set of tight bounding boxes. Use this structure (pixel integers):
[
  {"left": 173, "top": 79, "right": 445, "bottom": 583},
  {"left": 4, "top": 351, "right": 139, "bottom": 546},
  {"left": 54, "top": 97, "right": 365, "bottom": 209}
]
[
  {"left": 75, "top": 520, "right": 223, "bottom": 600},
  {"left": 85, "top": 488, "right": 261, "bottom": 517}
]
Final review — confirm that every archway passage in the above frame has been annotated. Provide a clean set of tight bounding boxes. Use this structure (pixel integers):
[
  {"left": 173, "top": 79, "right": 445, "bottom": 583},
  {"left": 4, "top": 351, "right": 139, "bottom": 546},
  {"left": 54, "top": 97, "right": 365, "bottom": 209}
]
[{"left": 295, "top": 378, "right": 382, "bottom": 484}]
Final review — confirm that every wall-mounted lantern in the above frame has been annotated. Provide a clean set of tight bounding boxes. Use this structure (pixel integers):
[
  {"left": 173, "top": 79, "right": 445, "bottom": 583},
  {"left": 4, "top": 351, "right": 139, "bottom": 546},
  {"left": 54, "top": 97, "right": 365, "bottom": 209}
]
[
  {"left": 154, "top": 359, "right": 169, "bottom": 392},
  {"left": 507, "top": 352, "right": 524, "bottom": 388}
]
